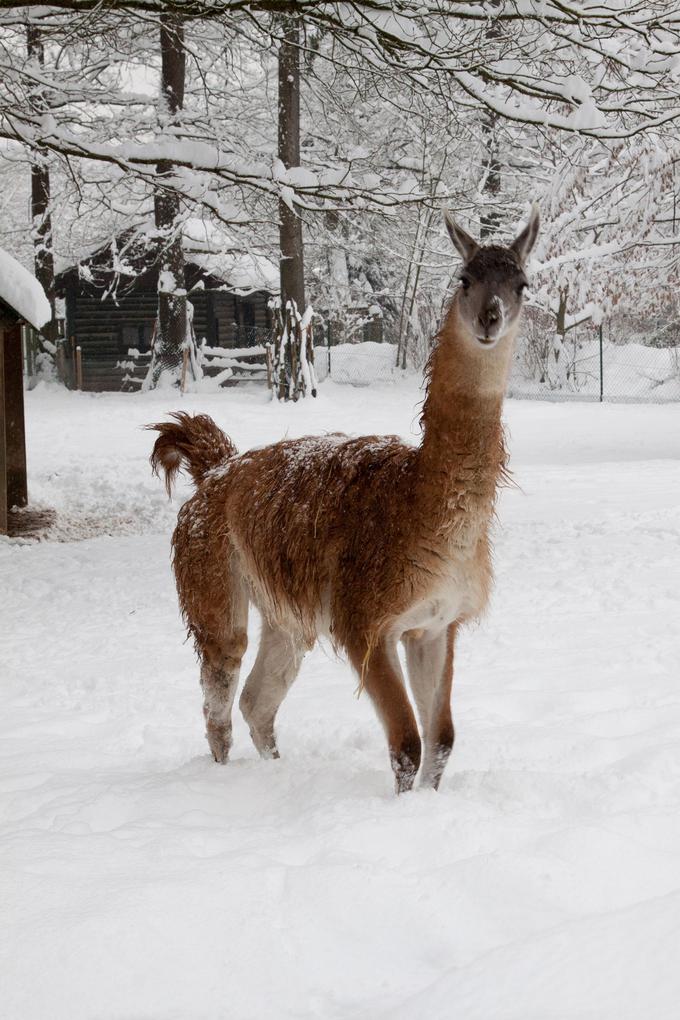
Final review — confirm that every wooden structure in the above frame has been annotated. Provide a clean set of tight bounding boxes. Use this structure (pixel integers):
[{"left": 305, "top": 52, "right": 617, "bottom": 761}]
[
  {"left": 0, "top": 269, "right": 53, "bottom": 538},
  {"left": 120, "top": 340, "right": 271, "bottom": 390},
  {"left": 56, "top": 232, "right": 276, "bottom": 391},
  {"left": 0, "top": 300, "right": 27, "bottom": 534}
]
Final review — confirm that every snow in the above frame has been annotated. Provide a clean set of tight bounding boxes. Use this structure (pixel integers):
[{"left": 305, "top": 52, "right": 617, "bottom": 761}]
[
  {"left": 279, "top": 166, "right": 320, "bottom": 190},
  {"left": 2, "top": 381, "right": 680, "bottom": 1019},
  {"left": 316, "top": 341, "right": 402, "bottom": 385},
  {"left": 0, "top": 246, "right": 51, "bottom": 329},
  {"left": 158, "top": 269, "right": 177, "bottom": 293},
  {"left": 183, "top": 217, "right": 279, "bottom": 295}
]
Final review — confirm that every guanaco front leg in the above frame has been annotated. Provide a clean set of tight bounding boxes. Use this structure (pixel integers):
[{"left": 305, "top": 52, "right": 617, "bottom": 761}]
[
  {"left": 349, "top": 635, "right": 421, "bottom": 793},
  {"left": 404, "top": 622, "right": 457, "bottom": 790}
]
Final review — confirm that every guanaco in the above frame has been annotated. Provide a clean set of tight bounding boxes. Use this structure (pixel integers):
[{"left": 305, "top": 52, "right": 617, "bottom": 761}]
[{"left": 149, "top": 205, "right": 539, "bottom": 792}]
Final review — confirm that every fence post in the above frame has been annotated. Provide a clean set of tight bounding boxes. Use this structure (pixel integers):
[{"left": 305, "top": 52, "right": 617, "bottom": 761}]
[
  {"left": 180, "top": 346, "right": 189, "bottom": 394},
  {"left": 265, "top": 343, "right": 273, "bottom": 390},
  {"left": 56, "top": 341, "right": 65, "bottom": 384},
  {"left": 76, "top": 345, "right": 83, "bottom": 391},
  {"left": 599, "top": 322, "right": 604, "bottom": 402},
  {"left": 327, "top": 322, "right": 331, "bottom": 379},
  {"left": 1, "top": 321, "right": 29, "bottom": 532}
]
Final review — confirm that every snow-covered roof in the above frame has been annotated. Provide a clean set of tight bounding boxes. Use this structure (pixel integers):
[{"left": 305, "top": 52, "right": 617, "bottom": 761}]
[
  {"left": 59, "top": 219, "right": 279, "bottom": 297},
  {"left": 0, "top": 247, "right": 51, "bottom": 330},
  {"left": 183, "top": 218, "right": 279, "bottom": 295}
]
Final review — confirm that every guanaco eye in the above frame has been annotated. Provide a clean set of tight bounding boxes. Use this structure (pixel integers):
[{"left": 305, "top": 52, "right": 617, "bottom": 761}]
[{"left": 460, "top": 276, "right": 471, "bottom": 291}]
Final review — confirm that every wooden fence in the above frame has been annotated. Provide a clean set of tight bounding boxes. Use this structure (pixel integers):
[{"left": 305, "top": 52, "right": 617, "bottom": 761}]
[{"left": 119, "top": 339, "right": 271, "bottom": 391}]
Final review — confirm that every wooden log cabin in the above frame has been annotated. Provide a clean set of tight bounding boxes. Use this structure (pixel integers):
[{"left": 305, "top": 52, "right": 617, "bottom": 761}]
[{"left": 56, "top": 228, "right": 277, "bottom": 391}]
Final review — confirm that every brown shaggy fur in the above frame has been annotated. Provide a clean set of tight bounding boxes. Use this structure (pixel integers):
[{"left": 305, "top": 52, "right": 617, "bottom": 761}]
[
  {"left": 149, "top": 412, "right": 236, "bottom": 495},
  {"left": 149, "top": 246, "right": 527, "bottom": 792}
]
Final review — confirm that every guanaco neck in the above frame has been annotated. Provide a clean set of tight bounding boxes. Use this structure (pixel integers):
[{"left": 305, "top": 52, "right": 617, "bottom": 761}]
[{"left": 415, "top": 296, "right": 516, "bottom": 539}]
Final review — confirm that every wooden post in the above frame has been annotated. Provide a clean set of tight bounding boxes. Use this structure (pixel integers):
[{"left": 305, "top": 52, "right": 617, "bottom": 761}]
[
  {"left": 0, "top": 320, "right": 29, "bottom": 534},
  {"left": 306, "top": 321, "right": 317, "bottom": 398},
  {"left": 75, "top": 344, "right": 83, "bottom": 391},
  {"left": 180, "top": 345, "right": 189, "bottom": 393},
  {"left": 0, "top": 325, "right": 6, "bottom": 534},
  {"left": 56, "top": 341, "right": 65, "bottom": 383},
  {"left": 21, "top": 325, "right": 30, "bottom": 379},
  {"left": 265, "top": 343, "right": 273, "bottom": 390}
]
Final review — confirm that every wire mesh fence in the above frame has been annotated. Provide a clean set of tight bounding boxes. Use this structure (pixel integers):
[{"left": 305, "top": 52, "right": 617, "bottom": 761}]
[
  {"left": 510, "top": 319, "right": 680, "bottom": 403},
  {"left": 314, "top": 341, "right": 404, "bottom": 386},
  {"left": 315, "top": 324, "right": 680, "bottom": 402}
]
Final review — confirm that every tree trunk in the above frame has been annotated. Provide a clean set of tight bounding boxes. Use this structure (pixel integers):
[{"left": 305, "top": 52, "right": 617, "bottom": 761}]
[
  {"left": 548, "top": 287, "right": 570, "bottom": 390},
  {"left": 480, "top": 2, "right": 502, "bottom": 241},
  {"left": 26, "top": 25, "right": 56, "bottom": 344},
  {"left": 148, "top": 12, "right": 187, "bottom": 387},
  {"left": 278, "top": 17, "right": 305, "bottom": 312},
  {"left": 480, "top": 109, "right": 501, "bottom": 240}
]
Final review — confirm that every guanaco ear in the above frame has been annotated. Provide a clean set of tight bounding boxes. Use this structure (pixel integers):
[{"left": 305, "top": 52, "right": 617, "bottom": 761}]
[
  {"left": 443, "top": 209, "right": 479, "bottom": 264},
  {"left": 510, "top": 203, "right": 540, "bottom": 265}
]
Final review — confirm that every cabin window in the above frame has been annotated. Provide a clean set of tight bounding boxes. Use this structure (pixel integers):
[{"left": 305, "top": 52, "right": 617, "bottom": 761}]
[
  {"left": 241, "top": 302, "right": 256, "bottom": 344},
  {"left": 121, "top": 324, "right": 138, "bottom": 354},
  {"left": 139, "top": 322, "right": 154, "bottom": 351},
  {"left": 121, "top": 323, "right": 154, "bottom": 354}
]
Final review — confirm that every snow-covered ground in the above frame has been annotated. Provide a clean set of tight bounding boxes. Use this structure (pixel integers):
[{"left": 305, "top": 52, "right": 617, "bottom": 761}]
[{"left": 2, "top": 380, "right": 680, "bottom": 1019}]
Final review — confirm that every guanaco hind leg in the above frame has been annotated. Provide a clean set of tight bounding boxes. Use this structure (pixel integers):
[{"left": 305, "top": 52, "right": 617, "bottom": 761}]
[
  {"left": 404, "top": 623, "right": 457, "bottom": 789},
  {"left": 195, "top": 571, "right": 249, "bottom": 764},
  {"left": 201, "top": 631, "right": 247, "bottom": 763},
  {"left": 239, "top": 619, "right": 305, "bottom": 759}
]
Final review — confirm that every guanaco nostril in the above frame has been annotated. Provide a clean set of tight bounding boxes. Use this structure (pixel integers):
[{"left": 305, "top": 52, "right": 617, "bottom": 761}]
[{"left": 479, "top": 309, "right": 500, "bottom": 329}]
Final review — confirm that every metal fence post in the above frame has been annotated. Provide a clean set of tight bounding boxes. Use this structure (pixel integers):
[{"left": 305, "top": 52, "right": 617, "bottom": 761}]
[
  {"left": 327, "top": 322, "right": 331, "bottom": 379},
  {"left": 599, "top": 322, "right": 604, "bottom": 402}
]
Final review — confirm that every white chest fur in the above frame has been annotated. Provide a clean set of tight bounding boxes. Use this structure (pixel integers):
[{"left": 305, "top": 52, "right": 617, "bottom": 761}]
[{"left": 393, "top": 562, "right": 488, "bottom": 639}]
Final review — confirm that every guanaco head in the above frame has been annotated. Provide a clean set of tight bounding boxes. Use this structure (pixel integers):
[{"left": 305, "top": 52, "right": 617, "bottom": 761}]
[{"left": 444, "top": 204, "right": 540, "bottom": 349}]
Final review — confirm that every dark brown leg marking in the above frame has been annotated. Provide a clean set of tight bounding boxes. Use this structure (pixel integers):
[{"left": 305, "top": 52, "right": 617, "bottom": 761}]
[{"left": 349, "top": 636, "right": 421, "bottom": 794}]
